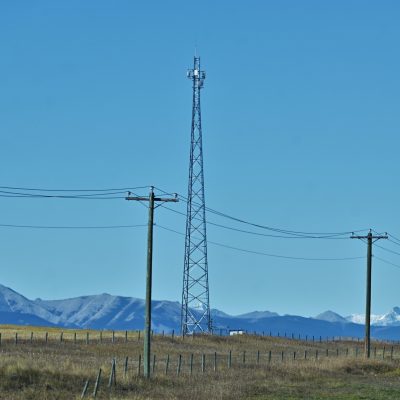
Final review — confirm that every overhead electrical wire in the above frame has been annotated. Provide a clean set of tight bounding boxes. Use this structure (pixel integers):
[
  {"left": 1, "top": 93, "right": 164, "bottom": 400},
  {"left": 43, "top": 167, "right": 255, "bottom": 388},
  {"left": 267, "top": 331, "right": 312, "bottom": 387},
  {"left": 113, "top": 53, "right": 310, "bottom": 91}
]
[
  {"left": 0, "top": 184, "right": 383, "bottom": 243},
  {"left": 154, "top": 186, "right": 369, "bottom": 239},
  {"left": 374, "top": 255, "right": 400, "bottom": 270},
  {"left": 159, "top": 203, "right": 355, "bottom": 240},
  {"left": 0, "top": 185, "right": 150, "bottom": 192},
  {"left": 387, "top": 235, "right": 400, "bottom": 247},
  {"left": 374, "top": 243, "right": 400, "bottom": 257},
  {"left": 0, "top": 186, "right": 152, "bottom": 200},
  {"left": 0, "top": 223, "right": 148, "bottom": 230},
  {"left": 0, "top": 190, "right": 128, "bottom": 200},
  {"left": 155, "top": 224, "right": 365, "bottom": 262}
]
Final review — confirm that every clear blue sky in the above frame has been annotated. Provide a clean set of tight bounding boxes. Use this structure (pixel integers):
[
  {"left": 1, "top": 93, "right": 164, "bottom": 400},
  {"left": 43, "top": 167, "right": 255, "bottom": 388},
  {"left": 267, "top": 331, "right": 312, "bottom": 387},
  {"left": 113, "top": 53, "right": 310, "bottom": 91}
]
[{"left": 1, "top": 1, "right": 400, "bottom": 317}]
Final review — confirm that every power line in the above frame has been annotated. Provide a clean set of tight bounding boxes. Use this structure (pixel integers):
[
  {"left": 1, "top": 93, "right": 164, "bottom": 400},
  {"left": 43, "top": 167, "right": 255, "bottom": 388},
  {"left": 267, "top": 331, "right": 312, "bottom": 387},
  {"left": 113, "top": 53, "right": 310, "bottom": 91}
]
[
  {"left": 388, "top": 238, "right": 400, "bottom": 247},
  {"left": 374, "top": 255, "right": 400, "bottom": 270},
  {"left": 374, "top": 243, "right": 400, "bottom": 257},
  {"left": 155, "top": 224, "right": 364, "bottom": 262},
  {"left": 0, "top": 185, "right": 150, "bottom": 192},
  {"left": 0, "top": 183, "right": 371, "bottom": 238},
  {"left": 388, "top": 234, "right": 400, "bottom": 246},
  {"left": 0, "top": 223, "right": 148, "bottom": 230},
  {"left": 0, "top": 186, "right": 151, "bottom": 200},
  {"left": 155, "top": 186, "right": 369, "bottom": 239},
  {"left": 0, "top": 191, "right": 127, "bottom": 200},
  {"left": 159, "top": 203, "right": 361, "bottom": 240}
]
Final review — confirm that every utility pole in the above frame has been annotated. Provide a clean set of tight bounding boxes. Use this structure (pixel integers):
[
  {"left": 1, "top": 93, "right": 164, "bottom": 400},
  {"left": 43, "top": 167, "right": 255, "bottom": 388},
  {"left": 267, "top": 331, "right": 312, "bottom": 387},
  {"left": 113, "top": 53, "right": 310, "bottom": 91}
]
[
  {"left": 126, "top": 187, "right": 178, "bottom": 378},
  {"left": 351, "top": 230, "right": 387, "bottom": 358}
]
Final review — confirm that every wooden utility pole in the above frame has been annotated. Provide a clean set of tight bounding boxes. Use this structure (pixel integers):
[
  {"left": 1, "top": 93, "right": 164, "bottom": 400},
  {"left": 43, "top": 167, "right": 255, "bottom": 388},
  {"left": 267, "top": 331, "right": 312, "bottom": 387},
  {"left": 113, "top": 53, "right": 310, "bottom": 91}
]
[
  {"left": 351, "top": 230, "right": 387, "bottom": 358},
  {"left": 126, "top": 187, "right": 178, "bottom": 378}
]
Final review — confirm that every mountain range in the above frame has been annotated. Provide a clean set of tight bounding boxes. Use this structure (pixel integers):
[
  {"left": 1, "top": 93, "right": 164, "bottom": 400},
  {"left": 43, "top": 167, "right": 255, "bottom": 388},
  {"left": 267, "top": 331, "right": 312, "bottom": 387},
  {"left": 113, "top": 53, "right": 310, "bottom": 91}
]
[{"left": 1, "top": 284, "right": 400, "bottom": 340}]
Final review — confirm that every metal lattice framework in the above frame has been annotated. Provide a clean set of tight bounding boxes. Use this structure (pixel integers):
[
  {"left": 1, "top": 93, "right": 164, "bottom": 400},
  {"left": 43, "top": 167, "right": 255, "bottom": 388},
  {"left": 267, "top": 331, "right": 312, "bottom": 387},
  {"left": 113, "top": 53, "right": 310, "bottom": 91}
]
[{"left": 181, "top": 56, "right": 211, "bottom": 335}]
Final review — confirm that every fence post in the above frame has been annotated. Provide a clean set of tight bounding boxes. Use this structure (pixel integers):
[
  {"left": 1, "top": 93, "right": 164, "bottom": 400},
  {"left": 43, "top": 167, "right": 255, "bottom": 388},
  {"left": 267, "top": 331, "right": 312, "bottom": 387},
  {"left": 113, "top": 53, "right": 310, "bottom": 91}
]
[
  {"left": 228, "top": 350, "right": 232, "bottom": 369},
  {"left": 214, "top": 352, "right": 217, "bottom": 372},
  {"left": 202, "top": 354, "right": 205, "bottom": 373},
  {"left": 124, "top": 356, "right": 128, "bottom": 378},
  {"left": 383, "top": 346, "right": 386, "bottom": 359},
  {"left": 108, "top": 359, "right": 115, "bottom": 388},
  {"left": 0, "top": 332, "right": 2, "bottom": 346},
  {"left": 172, "top": 330, "right": 175, "bottom": 339},
  {"left": 113, "top": 358, "right": 116, "bottom": 385},
  {"left": 281, "top": 351, "right": 284, "bottom": 362},
  {"left": 268, "top": 350, "right": 272, "bottom": 363},
  {"left": 100, "top": 331, "right": 102, "bottom": 344},
  {"left": 81, "top": 379, "right": 89, "bottom": 399},
  {"left": 165, "top": 354, "right": 170, "bottom": 375},
  {"left": 152, "top": 354, "right": 156, "bottom": 374},
  {"left": 336, "top": 348, "right": 339, "bottom": 357},
  {"left": 326, "top": 349, "right": 328, "bottom": 358},
  {"left": 293, "top": 351, "right": 296, "bottom": 360},
  {"left": 316, "top": 350, "right": 318, "bottom": 360},
  {"left": 374, "top": 347, "right": 376, "bottom": 358},
  {"left": 355, "top": 347, "right": 358, "bottom": 358},
  {"left": 257, "top": 350, "right": 260, "bottom": 364},
  {"left": 93, "top": 368, "right": 102, "bottom": 398},
  {"left": 391, "top": 346, "right": 394, "bottom": 360},
  {"left": 304, "top": 350, "right": 307, "bottom": 360},
  {"left": 125, "top": 330, "right": 128, "bottom": 343},
  {"left": 112, "top": 331, "right": 115, "bottom": 344},
  {"left": 137, "top": 354, "right": 141, "bottom": 376},
  {"left": 190, "top": 353, "right": 193, "bottom": 376},
  {"left": 60, "top": 332, "right": 63, "bottom": 343},
  {"left": 86, "top": 332, "right": 89, "bottom": 345},
  {"left": 15, "top": 332, "right": 18, "bottom": 345},
  {"left": 30, "top": 332, "right": 33, "bottom": 343}
]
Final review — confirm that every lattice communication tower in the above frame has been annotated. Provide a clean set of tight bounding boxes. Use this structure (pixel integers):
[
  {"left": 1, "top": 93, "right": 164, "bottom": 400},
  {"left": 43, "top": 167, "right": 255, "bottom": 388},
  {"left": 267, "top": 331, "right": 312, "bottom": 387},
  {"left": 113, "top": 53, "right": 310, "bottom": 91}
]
[{"left": 181, "top": 56, "right": 211, "bottom": 335}]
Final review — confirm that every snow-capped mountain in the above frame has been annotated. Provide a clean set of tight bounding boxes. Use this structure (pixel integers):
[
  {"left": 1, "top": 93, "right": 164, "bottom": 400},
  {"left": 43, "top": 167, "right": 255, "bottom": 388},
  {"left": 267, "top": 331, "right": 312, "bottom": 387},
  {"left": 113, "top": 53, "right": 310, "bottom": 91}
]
[
  {"left": 1, "top": 283, "right": 400, "bottom": 340},
  {"left": 346, "top": 307, "right": 400, "bottom": 326}
]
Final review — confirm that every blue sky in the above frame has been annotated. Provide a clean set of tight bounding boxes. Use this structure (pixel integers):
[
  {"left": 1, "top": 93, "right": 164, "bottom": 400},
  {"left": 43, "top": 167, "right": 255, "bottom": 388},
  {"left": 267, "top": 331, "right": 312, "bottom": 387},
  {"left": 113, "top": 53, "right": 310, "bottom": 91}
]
[{"left": 1, "top": 1, "right": 400, "bottom": 317}]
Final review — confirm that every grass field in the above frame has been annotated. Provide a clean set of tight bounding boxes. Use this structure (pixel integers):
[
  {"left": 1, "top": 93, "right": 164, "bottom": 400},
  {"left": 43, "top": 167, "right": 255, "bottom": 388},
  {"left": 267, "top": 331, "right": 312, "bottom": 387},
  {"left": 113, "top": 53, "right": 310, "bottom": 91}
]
[{"left": 0, "top": 325, "right": 400, "bottom": 399}]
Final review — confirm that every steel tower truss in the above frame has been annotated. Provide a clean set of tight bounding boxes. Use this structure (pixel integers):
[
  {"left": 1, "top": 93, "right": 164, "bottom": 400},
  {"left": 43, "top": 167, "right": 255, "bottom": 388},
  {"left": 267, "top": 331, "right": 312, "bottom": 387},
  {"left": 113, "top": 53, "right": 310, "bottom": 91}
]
[{"left": 181, "top": 56, "right": 211, "bottom": 335}]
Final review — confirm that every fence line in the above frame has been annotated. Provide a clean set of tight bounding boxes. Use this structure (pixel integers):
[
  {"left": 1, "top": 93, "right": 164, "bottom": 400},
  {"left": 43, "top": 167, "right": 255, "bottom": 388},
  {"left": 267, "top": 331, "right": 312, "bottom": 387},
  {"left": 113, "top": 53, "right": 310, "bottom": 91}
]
[{"left": 80, "top": 347, "right": 399, "bottom": 397}]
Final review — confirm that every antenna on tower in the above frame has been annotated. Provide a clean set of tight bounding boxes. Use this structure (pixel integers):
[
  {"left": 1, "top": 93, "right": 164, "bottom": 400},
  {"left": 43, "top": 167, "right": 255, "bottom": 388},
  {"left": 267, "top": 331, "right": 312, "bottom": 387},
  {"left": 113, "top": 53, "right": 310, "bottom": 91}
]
[{"left": 181, "top": 56, "right": 211, "bottom": 335}]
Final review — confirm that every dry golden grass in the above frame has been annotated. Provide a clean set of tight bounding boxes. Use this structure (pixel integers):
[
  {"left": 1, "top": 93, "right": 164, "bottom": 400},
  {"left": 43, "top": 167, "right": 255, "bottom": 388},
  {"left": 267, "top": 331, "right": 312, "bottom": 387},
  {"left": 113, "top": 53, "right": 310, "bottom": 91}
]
[{"left": 0, "top": 325, "right": 400, "bottom": 399}]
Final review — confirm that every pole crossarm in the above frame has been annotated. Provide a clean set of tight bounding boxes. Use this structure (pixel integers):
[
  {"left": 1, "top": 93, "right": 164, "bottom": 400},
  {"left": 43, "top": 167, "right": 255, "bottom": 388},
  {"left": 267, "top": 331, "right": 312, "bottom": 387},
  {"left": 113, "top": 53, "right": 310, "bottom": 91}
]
[
  {"left": 350, "top": 235, "right": 388, "bottom": 240},
  {"left": 350, "top": 230, "right": 388, "bottom": 359},
  {"left": 126, "top": 195, "right": 178, "bottom": 203}
]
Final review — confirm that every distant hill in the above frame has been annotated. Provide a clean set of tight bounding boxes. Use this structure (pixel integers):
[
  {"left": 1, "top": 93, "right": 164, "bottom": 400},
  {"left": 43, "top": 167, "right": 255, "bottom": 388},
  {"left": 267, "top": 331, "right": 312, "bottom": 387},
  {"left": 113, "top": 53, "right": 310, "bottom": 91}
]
[
  {"left": 1, "top": 284, "right": 400, "bottom": 340},
  {"left": 315, "top": 310, "right": 349, "bottom": 324}
]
